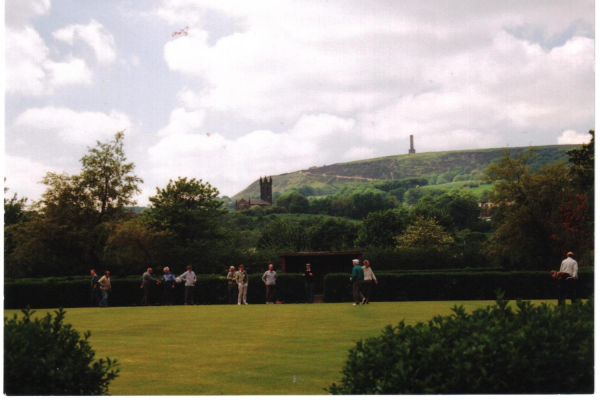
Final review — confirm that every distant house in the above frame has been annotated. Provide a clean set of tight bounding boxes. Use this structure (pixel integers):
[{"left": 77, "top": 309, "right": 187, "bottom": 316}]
[{"left": 235, "top": 177, "right": 273, "bottom": 211}]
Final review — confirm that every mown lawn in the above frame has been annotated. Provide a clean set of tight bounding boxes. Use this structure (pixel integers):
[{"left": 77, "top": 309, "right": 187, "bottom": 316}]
[{"left": 4, "top": 300, "right": 553, "bottom": 395}]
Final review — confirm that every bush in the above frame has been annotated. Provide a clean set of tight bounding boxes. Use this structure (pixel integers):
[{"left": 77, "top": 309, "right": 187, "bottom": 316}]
[
  {"left": 323, "top": 271, "right": 594, "bottom": 303},
  {"left": 4, "top": 273, "right": 306, "bottom": 309},
  {"left": 4, "top": 308, "right": 119, "bottom": 395},
  {"left": 329, "top": 297, "right": 594, "bottom": 394}
]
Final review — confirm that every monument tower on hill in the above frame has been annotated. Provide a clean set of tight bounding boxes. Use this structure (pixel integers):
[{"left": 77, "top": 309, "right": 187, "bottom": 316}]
[{"left": 408, "top": 135, "right": 416, "bottom": 154}]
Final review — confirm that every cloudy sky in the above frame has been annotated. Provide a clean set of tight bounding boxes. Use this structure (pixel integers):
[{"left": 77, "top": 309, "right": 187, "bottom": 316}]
[{"left": 5, "top": 0, "right": 595, "bottom": 205}]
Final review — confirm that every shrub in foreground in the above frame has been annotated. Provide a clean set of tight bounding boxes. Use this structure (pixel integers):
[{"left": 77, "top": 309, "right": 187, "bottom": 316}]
[
  {"left": 330, "top": 296, "right": 593, "bottom": 394},
  {"left": 4, "top": 308, "right": 119, "bottom": 395}
]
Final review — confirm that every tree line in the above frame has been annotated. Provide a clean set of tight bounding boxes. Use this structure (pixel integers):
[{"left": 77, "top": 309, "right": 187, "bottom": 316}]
[{"left": 4, "top": 131, "right": 594, "bottom": 278}]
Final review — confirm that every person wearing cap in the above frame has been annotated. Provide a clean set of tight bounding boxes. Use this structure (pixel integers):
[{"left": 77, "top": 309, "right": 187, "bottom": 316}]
[
  {"left": 351, "top": 259, "right": 365, "bottom": 306},
  {"left": 302, "top": 264, "right": 315, "bottom": 303},
  {"left": 162, "top": 267, "right": 176, "bottom": 305},
  {"left": 235, "top": 264, "right": 249, "bottom": 305},
  {"left": 141, "top": 268, "right": 161, "bottom": 306},
  {"left": 179, "top": 265, "right": 197, "bottom": 305},
  {"left": 362, "top": 260, "right": 378, "bottom": 304},
  {"left": 558, "top": 251, "right": 578, "bottom": 305},
  {"left": 227, "top": 266, "right": 238, "bottom": 304},
  {"left": 262, "top": 264, "right": 278, "bottom": 304}
]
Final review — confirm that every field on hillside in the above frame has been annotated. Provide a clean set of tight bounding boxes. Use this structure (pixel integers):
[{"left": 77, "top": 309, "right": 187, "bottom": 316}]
[
  {"left": 5, "top": 300, "right": 555, "bottom": 395},
  {"left": 234, "top": 145, "right": 575, "bottom": 199}
]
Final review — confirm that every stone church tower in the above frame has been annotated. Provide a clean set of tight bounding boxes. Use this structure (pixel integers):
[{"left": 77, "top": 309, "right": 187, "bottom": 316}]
[{"left": 260, "top": 176, "right": 273, "bottom": 204}]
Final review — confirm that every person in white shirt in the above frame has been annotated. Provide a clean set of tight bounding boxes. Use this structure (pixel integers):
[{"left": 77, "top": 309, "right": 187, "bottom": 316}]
[
  {"left": 362, "top": 260, "right": 378, "bottom": 305},
  {"left": 558, "top": 252, "right": 578, "bottom": 305},
  {"left": 178, "top": 265, "right": 197, "bottom": 305}
]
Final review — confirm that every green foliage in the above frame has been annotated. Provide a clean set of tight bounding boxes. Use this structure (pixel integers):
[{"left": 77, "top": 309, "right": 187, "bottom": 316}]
[
  {"left": 257, "top": 218, "right": 309, "bottom": 251},
  {"left": 566, "top": 130, "right": 594, "bottom": 193},
  {"left": 5, "top": 133, "right": 142, "bottom": 277},
  {"left": 396, "top": 216, "right": 455, "bottom": 252},
  {"left": 330, "top": 297, "right": 593, "bottom": 394},
  {"left": 323, "top": 271, "right": 593, "bottom": 303},
  {"left": 4, "top": 274, "right": 307, "bottom": 309},
  {"left": 307, "top": 217, "right": 358, "bottom": 251},
  {"left": 357, "top": 208, "right": 409, "bottom": 248},
  {"left": 484, "top": 149, "right": 574, "bottom": 269},
  {"left": 235, "top": 146, "right": 574, "bottom": 199},
  {"left": 4, "top": 308, "right": 119, "bottom": 395},
  {"left": 275, "top": 191, "right": 310, "bottom": 213},
  {"left": 148, "top": 177, "right": 226, "bottom": 268}
]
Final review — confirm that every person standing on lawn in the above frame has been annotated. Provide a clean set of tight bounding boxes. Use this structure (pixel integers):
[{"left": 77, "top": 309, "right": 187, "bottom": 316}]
[
  {"left": 141, "top": 268, "right": 160, "bottom": 306},
  {"left": 235, "top": 264, "right": 249, "bottom": 305},
  {"left": 362, "top": 260, "right": 378, "bottom": 304},
  {"left": 179, "top": 265, "right": 197, "bottom": 305},
  {"left": 262, "top": 264, "right": 277, "bottom": 304},
  {"left": 303, "top": 263, "right": 315, "bottom": 303},
  {"left": 90, "top": 269, "right": 101, "bottom": 307},
  {"left": 558, "top": 251, "right": 579, "bottom": 305},
  {"left": 98, "top": 271, "right": 111, "bottom": 307},
  {"left": 162, "top": 267, "right": 176, "bottom": 305},
  {"left": 227, "top": 266, "right": 238, "bottom": 304},
  {"left": 351, "top": 259, "right": 365, "bottom": 306}
]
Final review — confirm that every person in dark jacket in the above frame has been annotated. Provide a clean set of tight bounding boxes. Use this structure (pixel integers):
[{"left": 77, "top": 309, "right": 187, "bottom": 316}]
[
  {"left": 141, "top": 268, "right": 160, "bottom": 306},
  {"left": 351, "top": 259, "right": 365, "bottom": 306},
  {"left": 303, "top": 263, "right": 315, "bottom": 303},
  {"left": 90, "top": 269, "right": 101, "bottom": 307}
]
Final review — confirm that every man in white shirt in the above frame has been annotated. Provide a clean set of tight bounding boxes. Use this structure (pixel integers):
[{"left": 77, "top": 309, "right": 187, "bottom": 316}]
[
  {"left": 179, "top": 265, "right": 197, "bottom": 305},
  {"left": 558, "top": 252, "right": 578, "bottom": 305}
]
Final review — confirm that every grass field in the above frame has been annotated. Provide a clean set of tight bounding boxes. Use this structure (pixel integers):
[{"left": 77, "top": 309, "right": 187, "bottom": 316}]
[{"left": 5, "top": 300, "right": 554, "bottom": 395}]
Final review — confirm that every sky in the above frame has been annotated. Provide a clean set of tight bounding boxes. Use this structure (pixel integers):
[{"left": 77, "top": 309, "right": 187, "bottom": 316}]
[{"left": 4, "top": 0, "right": 595, "bottom": 206}]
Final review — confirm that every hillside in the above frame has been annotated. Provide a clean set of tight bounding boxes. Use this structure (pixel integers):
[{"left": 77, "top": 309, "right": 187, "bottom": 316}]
[{"left": 233, "top": 145, "right": 577, "bottom": 199}]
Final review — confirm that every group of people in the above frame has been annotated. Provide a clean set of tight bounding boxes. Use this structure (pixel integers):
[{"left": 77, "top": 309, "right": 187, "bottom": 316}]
[
  {"left": 90, "top": 259, "right": 378, "bottom": 307},
  {"left": 350, "top": 259, "right": 378, "bottom": 306},
  {"left": 90, "top": 265, "right": 198, "bottom": 307}
]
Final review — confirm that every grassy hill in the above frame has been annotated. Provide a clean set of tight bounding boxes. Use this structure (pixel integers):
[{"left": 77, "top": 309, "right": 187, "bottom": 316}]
[{"left": 234, "top": 145, "right": 576, "bottom": 199}]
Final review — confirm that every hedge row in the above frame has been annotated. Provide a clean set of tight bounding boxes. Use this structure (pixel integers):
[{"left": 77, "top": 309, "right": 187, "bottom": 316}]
[
  {"left": 4, "top": 274, "right": 305, "bottom": 309},
  {"left": 323, "top": 271, "right": 594, "bottom": 303}
]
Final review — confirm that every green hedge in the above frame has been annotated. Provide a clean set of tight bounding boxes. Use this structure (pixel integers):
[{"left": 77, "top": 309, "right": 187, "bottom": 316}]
[
  {"left": 4, "top": 273, "right": 305, "bottom": 309},
  {"left": 330, "top": 298, "right": 594, "bottom": 394},
  {"left": 323, "top": 271, "right": 594, "bottom": 302}
]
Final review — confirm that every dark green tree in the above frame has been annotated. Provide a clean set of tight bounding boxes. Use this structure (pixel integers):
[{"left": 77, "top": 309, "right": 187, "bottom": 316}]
[
  {"left": 307, "top": 217, "right": 358, "bottom": 251},
  {"left": 356, "top": 208, "right": 410, "bottom": 248},
  {"left": 148, "top": 177, "right": 226, "bottom": 271}
]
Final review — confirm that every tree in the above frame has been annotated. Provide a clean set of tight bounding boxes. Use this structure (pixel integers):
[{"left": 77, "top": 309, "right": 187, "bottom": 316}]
[
  {"left": 148, "top": 177, "right": 226, "bottom": 270},
  {"left": 357, "top": 208, "right": 410, "bottom": 248},
  {"left": 103, "top": 217, "right": 164, "bottom": 274},
  {"left": 484, "top": 149, "right": 572, "bottom": 269},
  {"left": 257, "top": 218, "right": 309, "bottom": 251},
  {"left": 395, "top": 216, "right": 455, "bottom": 252},
  {"left": 5, "top": 133, "right": 142, "bottom": 276},
  {"left": 566, "top": 130, "right": 594, "bottom": 193},
  {"left": 307, "top": 217, "right": 358, "bottom": 251},
  {"left": 275, "top": 191, "right": 309, "bottom": 213}
]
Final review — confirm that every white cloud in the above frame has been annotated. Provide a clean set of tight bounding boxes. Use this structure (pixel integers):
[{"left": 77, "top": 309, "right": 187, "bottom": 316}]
[
  {"left": 4, "top": 155, "right": 58, "bottom": 203},
  {"left": 13, "top": 107, "right": 133, "bottom": 144},
  {"left": 146, "top": 112, "right": 355, "bottom": 196},
  {"left": 5, "top": 0, "right": 51, "bottom": 28},
  {"left": 53, "top": 20, "right": 117, "bottom": 64},
  {"left": 557, "top": 130, "right": 592, "bottom": 145},
  {"left": 5, "top": 1, "right": 94, "bottom": 96}
]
